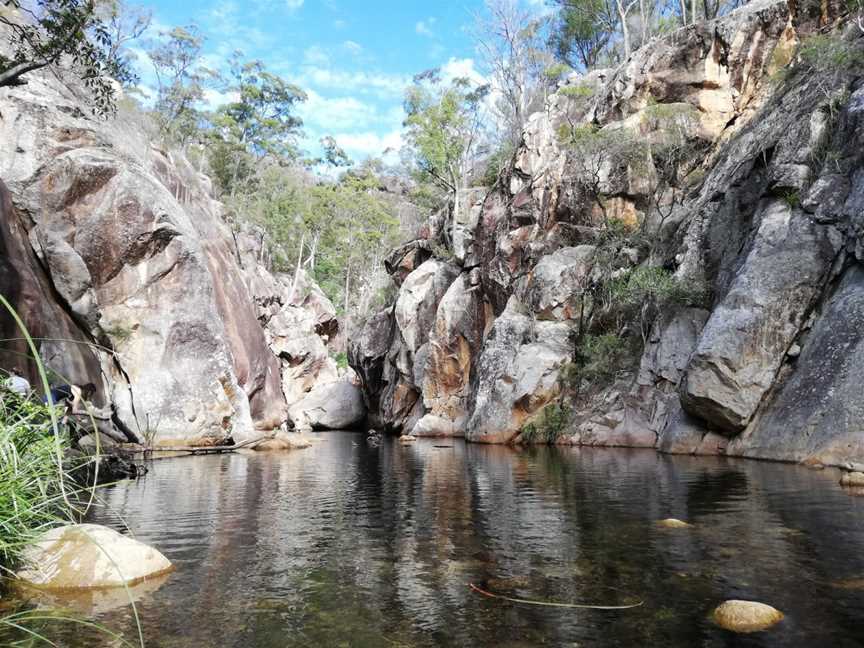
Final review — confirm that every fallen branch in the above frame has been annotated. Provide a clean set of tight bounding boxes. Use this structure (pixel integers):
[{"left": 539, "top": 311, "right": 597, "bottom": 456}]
[
  {"left": 139, "top": 434, "right": 278, "bottom": 455},
  {"left": 468, "top": 583, "right": 643, "bottom": 610}
]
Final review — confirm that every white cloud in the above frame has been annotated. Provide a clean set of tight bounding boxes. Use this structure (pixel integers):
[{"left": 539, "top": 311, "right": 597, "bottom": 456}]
[
  {"left": 415, "top": 17, "right": 437, "bottom": 38},
  {"left": 298, "top": 90, "right": 381, "bottom": 132},
  {"left": 303, "top": 45, "right": 330, "bottom": 66},
  {"left": 286, "top": 0, "right": 304, "bottom": 10},
  {"left": 333, "top": 19, "right": 347, "bottom": 30},
  {"left": 335, "top": 130, "right": 403, "bottom": 161},
  {"left": 298, "top": 67, "right": 409, "bottom": 99},
  {"left": 440, "top": 57, "right": 486, "bottom": 85},
  {"left": 202, "top": 88, "right": 241, "bottom": 110},
  {"left": 343, "top": 40, "right": 363, "bottom": 55}
]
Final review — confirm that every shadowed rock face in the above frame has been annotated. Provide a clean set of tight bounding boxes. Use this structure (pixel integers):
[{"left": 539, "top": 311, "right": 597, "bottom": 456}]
[
  {"left": 0, "top": 72, "right": 344, "bottom": 442},
  {"left": 352, "top": 0, "right": 864, "bottom": 467}
]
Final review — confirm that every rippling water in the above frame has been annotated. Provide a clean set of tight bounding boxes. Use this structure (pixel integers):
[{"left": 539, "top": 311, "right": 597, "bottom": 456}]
[{"left": 6, "top": 433, "right": 864, "bottom": 647}]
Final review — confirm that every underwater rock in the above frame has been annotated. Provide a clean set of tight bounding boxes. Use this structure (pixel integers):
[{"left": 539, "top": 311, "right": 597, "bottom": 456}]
[{"left": 712, "top": 600, "right": 784, "bottom": 633}]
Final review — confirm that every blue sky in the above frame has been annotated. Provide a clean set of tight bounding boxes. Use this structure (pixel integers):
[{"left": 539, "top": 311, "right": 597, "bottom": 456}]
[{"left": 137, "top": 0, "right": 523, "bottom": 163}]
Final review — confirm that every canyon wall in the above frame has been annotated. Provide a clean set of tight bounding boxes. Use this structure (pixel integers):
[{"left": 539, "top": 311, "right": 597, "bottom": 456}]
[
  {"left": 352, "top": 0, "right": 864, "bottom": 468},
  {"left": 0, "top": 70, "right": 362, "bottom": 443}
]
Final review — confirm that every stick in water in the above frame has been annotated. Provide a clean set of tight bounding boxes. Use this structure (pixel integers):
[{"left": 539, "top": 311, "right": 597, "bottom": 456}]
[{"left": 468, "top": 583, "right": 643, "bottom": 610}]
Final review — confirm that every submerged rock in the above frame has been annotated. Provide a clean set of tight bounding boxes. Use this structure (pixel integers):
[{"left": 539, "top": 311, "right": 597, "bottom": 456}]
[
  {"left": 16, "top": 524, "right": 173, "bottom": 589},
  {"left": 711, "top": 600, "right": 784, "bottom": 633}
]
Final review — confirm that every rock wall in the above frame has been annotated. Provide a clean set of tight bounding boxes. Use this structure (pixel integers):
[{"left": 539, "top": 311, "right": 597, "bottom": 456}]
[
  {"left": 0, "top": 70, "right": 363, "bottom": 443},
  {"left": 351, "top": 0, "right": 864, "bottom": 467}
]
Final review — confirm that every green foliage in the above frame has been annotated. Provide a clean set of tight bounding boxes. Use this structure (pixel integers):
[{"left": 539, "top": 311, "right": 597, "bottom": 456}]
[
  {"left": 402, "top": 71, "right": 490, "bottom": 196},
  {"left": 0, "top": 391, "right": 73, "bottom": 566},
  {"left": 558, "top": 83, "right": 595, "bottom": 99},
  {"left": 481, "top": 140, "right": 515, "bottom": 187},
  {"left": 519, "top": 403, "right": 571, "bottom": 444},
  {"left": 608, "top": 266, "right": 707, "bottom": 311},
  {"left": 549, "top": 0, "right": 614, "bottom": 70},
  {"left": 798, "top": 33, "right": 864, "bottom": 72},
  {"left": 544, "top": 63, "right": 572, "bottom": 81},
  {"left": 333, "top": 352, "right": 349, "bottom": 370},
  {"left": 575, "top": 333, "right": 633, "bottom": 384},
  {"left": 780, "top": 189, "right": 801, "bottom": 208},
  {"left": 147, "top": 24, "right": 212, "bottom": 144},
  {"left": 0, "top": 0, "right": 133, "bottom": 114}
]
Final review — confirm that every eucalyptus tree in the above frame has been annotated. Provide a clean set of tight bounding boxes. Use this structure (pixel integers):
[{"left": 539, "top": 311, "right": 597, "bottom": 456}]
[
  {"left": 0, "top": 0, "right": 131, "bottom": 114},
  {"left": 402, "top": 69, "right": 490, "bottom": 242}
]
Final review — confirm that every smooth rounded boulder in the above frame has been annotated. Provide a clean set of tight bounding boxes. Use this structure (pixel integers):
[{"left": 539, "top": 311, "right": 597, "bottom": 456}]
[
  {"left": 289, "top": 381, "right": 366, "bottom": 430},
  {"left": 712, "top": 600, "right": 784, "bottom": 633},
  {"left": 16, "top": 524, "right": 174, "bottom": 589}
]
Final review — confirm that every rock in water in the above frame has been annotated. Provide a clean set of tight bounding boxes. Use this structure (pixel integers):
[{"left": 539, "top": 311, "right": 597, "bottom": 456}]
[
  {"left": 712, "top": 600, "right": 784, "bottom": 633},
  {"left": 658, "top": 518, "right": 692, "bottom": 529},
  {"left": 17, "top": 524, "right": 173, "bottom": 589},
  {"left": 840, "top": 472, "right": 864, "bottom": 487},
  {"left": 289, "top": 381, "right": 366, "bottom": 430},
  {"left": 399, "top": 435, "right": 418, "bottom": 444}
]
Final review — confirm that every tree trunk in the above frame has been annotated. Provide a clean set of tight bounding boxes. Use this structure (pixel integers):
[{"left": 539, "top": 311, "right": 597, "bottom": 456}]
[
  {"left": 617, "top": 0, "right": 632, "bottom": 59},
  {"left": 640, "top": 0, "right": 648, "bottom": 45},
  {"left": 290, "top": 230, "right": 305, "bottom": 302}
]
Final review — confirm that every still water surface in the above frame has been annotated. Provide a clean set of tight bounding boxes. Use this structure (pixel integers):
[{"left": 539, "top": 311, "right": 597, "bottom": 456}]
[{"left": 10, "top": 432, "right": 864, "bottom": 647}]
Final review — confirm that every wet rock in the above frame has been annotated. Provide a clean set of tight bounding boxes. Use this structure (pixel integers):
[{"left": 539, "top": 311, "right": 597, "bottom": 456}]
[
  {"left": 398, "top": 435, "right": 418, "bottom": 444},
  {"left": 412, "top": 414, "right": 458, "bottom": 437},
  {"left": 711, "top": 600, "right": 784, "bottom": 633},
  {"left": 77, "top": 432, "right": 118, "bottom": 452},
  {"left": 289, "top": 381, "right": 366, "bottom": 430},
  {"left": 16, "top": 524, "right": 173, "bottom": 589},
  {"left": 658, "top": 519, "right": 692, "bottom": 529},
  {"left": 254, "top": 433, "right": 312, "bottom": 451},
  {"left": 840, "top": 472, "right": 864, "bottom": 487}
]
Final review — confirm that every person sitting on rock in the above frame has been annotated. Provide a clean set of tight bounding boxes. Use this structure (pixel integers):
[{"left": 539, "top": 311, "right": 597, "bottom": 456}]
[
  {"left": 45, "top": 382, "right": 110, "bottom": 419},
  {"left": 3, "top": 366, "right": 31, "bottom": 397}
]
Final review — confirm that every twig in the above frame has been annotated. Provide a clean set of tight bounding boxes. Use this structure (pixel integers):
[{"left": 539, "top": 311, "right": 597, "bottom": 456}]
[{"left": 468, "top": 583, "right": 643, "bottom": 610}]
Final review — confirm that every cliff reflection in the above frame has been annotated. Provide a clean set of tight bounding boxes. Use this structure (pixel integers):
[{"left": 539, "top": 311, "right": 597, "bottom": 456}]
[{"left": 18, "top": 433, "right": 864, "bottom": 648}]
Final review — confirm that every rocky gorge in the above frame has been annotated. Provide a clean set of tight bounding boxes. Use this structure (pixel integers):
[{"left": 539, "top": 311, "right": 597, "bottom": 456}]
[
  {"left": 0, "top": 66, "right": 366, "bottom": 445},
  {"left": 351, "top": 0, "right": 864, "bottom": 468}
]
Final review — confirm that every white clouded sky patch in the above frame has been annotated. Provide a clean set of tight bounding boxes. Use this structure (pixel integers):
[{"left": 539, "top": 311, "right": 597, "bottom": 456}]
[
  {"left": 415, "top": 17, "right": 437, "bottom": 38},
  {"left": 286, "top": 0, "right": 304, "bottom": 11}
]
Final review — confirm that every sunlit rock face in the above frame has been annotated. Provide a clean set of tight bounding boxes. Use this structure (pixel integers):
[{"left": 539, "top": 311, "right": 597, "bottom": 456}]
[
  {"left": 16, "top": 524, "right": 173, "bottom": 589},
  {"left": 353, "top": 0, "right": 864, "bottom": 467},
  {"left": 0, "top": 74, "right": 338, "bottom": 443}
]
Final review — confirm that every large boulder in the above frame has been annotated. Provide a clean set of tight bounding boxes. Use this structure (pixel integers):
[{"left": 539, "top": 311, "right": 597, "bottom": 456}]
[
  {"left": 727, "top": 267, "right": 864, "bottom": 465},
  {"left": 0, "top": 70, "right": 289, "bottom": 443},
  {"left": 16, "top": 524, "right": 173, "bottom": 589},
  {"left": 289, "top": 381, "right": 366, "bottom": 430},
  {"left": 680, "top": 199, "right": 838, "bottom": 433},
  {"left": 394, "top": 259, "right": 459, "bottom": 353},
  {"left": 421, "top": 273, "right": 490, "bottom": 431},
  {"left": 466, "top": 297, "right": 571, "bottom": 443}
]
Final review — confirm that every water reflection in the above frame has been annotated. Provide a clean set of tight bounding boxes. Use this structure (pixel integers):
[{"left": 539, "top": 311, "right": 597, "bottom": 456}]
[{"left": 6, "top": 434, "right": 864, "bottom": 647}]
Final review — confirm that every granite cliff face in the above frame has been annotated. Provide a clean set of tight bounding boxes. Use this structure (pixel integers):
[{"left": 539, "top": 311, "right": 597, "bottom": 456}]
[
  {"left": 0, "top": 71, "right": 363, "bottom": 443},
  {"left": 351, "top": 0, "right": 864, "bottom": 467}
]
